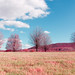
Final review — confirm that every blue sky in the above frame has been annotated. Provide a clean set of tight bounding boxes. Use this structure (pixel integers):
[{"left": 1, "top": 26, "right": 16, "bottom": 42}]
[{"left": 0, "top": 0, "right": 75, "bottom": 50}]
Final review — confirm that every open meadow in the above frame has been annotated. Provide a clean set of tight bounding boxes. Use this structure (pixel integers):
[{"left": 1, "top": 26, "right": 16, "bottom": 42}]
[{"left": 0, "top": 52, "right": 75, "bottom": 75}]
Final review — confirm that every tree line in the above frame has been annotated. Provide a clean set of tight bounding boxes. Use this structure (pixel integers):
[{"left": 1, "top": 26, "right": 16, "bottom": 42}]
[{"left": 0, "top": 28, "right": 75, "bottom": 52}]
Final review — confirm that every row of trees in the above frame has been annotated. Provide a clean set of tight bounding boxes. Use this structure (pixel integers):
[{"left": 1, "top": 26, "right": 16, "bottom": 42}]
[
  {"left": 0, "top": 28, "right": 75, "bottom": 52},
  {"left": 0, "top": 28, "right": 51, "bottom": 52}
]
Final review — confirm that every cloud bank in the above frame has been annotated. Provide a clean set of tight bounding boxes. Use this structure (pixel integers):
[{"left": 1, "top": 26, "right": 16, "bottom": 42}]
[
  {"left": 0, "top": 0, "right": 49, "bottom": 20},
  {"left": 0, "top": 21, "right": 30, "bottom": 31},
  {"left": 0, "top": 0, "right": 49, "bottom": 31}
]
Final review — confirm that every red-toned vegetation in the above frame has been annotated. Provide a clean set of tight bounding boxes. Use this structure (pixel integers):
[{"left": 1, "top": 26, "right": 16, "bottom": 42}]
[
  {"left": 29, "top": 43, "right": 75, "bottom": 52},
  {"left": 6, "top": 34, "right": 22, "bottom": 52},
  {"left": 0, "top": 52, "right": 74, "bottom": 75},
  {"left": 30, "top": 27, "right": 51, "bottom": 52}
]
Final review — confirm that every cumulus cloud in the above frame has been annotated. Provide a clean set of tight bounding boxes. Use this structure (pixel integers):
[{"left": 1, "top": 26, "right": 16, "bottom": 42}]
[
  {"left": 0, "top": 21, "right": 30, "bottom": 28},
  {"left": 20, "top": 31, "right": 25, "bottom": 34},
  {"left": 0, "top": 0, "right": 50, "bottom": 31},
  {"left": 44, "top": 31, "right": 50, "bottom": 34},
  {"left": 23, "top": 44, "right": 32, "bottom": 49},
  {"left": 4, "top": 28, "right": 15, "bottom": 32},
  {"left": 0, "top": 21, "right": 30, "bottom": 31},
  {"left": 0, "top": 0, "right": 49, "bottom": 20}
]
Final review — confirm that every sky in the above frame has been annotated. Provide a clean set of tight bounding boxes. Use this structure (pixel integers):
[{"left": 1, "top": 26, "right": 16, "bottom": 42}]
[{"left": 0, "top": 0, "right": 75, "bottom": 50}]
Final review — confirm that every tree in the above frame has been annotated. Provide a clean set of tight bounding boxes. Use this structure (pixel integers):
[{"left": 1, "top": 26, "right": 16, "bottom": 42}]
[
  {"left": 0, "top": 32, "right": 3, "bottom": 48},
  {"left": 42, "top": 33, "right": 51, "bottom": 52},
  {"left": 71, "top": 32, "right": 75, "bottom": 42},
  {"left": 71, "top": 32, "right": 75, "bottom": 49},
  {"left": 6, "top": 34, "right": 22, "bottom": 52},
  {"left": 30, "top": 27, "right": 44, "bottom": 51}
]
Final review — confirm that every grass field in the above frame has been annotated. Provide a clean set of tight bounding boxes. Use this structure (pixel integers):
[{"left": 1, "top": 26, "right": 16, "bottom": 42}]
[{"left": 0, "top": 52, "right": 75, "bottom": 75}]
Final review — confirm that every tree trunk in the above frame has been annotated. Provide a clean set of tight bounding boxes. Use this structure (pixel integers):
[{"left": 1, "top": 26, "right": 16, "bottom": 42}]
[
  {"left": 13, "top": 47, "right": 15, "bottom": 52},
  {"left": 36, "top": 45, "right": 38, "bottom": 52},
  {"left": 44, "top": 47, "right": 47, "bottom": 52}
]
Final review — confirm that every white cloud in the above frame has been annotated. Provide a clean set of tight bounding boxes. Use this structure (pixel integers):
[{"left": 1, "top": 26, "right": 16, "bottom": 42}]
[
  {"left": 4, "top": 28, "right": 15, "bottom": 32},
  {"left": 0, "top": 20, "right": 30, "bottom": 31},
  {"left": 44, "top": 31, "right": 50, "bottom": 34},
  {"left": 0, "top": 21, "right": 30, "bottom": 28},
  {"left": 0, "top": 0, "right": 50, "bottom": 31},
  {"left": 0, "top": 0, "right": 49, "bottom": 20},
  {"left": 20, "top": 31, "right": 25, "bottom": 34},
  {"left": 23, "top": 44, "right": 32, "bottom": 49}
]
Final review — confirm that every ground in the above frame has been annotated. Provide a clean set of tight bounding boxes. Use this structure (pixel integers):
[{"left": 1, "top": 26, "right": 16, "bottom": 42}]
[{"left": 0, "top": 52, "right": 75, "bottom": 75}]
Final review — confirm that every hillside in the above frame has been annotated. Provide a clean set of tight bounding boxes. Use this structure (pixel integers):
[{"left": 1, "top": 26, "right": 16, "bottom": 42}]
[
  {"left": 29, "top": 43, "right": 75, "bottom": 52},
  {"left": 0, "top": 43, "right": 75, "bottom": 52}
]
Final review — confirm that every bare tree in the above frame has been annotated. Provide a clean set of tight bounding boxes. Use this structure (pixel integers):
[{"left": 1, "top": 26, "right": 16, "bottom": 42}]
[
  {"left": 42, "top": 33, "right": 51, "bottom": 52},
  {"left": 71, "top": 32, "right": 75, "bottom": 49},
  {"left": 71, "top": 32, "right": 75, "bottom": 42},
  {"left": 0, "top": 32, "right": 3, "bottom": 48},
  {"left": 6, "top": 34, "right": 22, "bottom": 52},
  {"left": 30, "top": 27, "right": 44, "bottom": 51}
]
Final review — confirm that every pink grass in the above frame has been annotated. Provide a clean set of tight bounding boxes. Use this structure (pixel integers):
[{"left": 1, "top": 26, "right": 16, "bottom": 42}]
[{"left": 0, "top": 52, "right": 75, "bottom": 75}]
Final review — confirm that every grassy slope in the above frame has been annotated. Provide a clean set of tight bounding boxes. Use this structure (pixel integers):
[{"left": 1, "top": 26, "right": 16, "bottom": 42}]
[{"left": 0, "top": 52, "right": 75, "bottom": 75}]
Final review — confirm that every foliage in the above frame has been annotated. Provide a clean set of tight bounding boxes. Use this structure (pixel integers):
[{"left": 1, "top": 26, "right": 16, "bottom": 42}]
[{"left": 6, "top": 34, "right": 22, "bottom": 51}]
